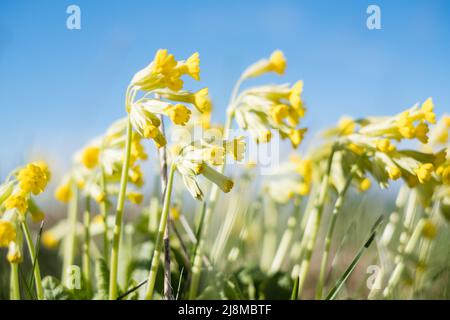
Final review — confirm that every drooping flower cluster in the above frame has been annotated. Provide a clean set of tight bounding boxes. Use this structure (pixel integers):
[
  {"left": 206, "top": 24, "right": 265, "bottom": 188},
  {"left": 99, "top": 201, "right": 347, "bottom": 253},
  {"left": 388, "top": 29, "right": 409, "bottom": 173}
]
[
  {"left": 173, "top": 137, "right": 246, "bottom": 200},
  {"left": 0, "top": 162, "right": 50, "bottom": 263},
  {"left": 231, "top": 51, "right": 307, "bottom": 148},
  {"left": 263, "top": 155, "right": 314, "bottom": 203},
  {"left": 127, "top": 49, "right": 211, "bottom": 148},
  {"left": 54, "top": 117, "right": 148, "bottom": 206},
  {"left": 305, "top": 99, "right": 445, "bottom": 196}
]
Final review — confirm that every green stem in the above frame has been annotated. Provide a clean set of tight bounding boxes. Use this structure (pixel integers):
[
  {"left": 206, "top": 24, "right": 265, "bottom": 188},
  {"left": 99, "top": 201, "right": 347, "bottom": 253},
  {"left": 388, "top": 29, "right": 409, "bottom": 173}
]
[
  {"left": 145, "top": 164, "right": 176, "bottom": 300},
  {"left": 21, "top": 220, "right": 43, "bottom": 300},
  {"left": 10, "top": 263, "right": 20, "bottom": 300},
  {"left": 296, "top": 147, "right": 336, "bottom": 299},
  {"left": 188, "top": 110, "right": 234, "bottom": 299},
  {"left": 82, "top": 196, "right": 92, "bottom": 295},
  {"left": 316, "top": 165, "right": 357, "bottom": 299},
  {"left": 109, "top": 116, "right": 133, "bottom": 300},
  {"left": 100, "top": 165, "right": 109, "bottom": 262},
  {"left": 62, "top": 183, "right": 78, "bottom": 285}
]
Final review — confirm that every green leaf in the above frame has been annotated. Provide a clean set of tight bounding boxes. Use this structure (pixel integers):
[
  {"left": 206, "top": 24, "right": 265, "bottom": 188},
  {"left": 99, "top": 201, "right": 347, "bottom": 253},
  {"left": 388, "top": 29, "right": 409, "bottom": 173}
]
[
  {"left": 42, "top": 276, "right": 72, "bottom": 300},
  {"left": 93, "top": 258, "right": 110, "bottom": 300}
]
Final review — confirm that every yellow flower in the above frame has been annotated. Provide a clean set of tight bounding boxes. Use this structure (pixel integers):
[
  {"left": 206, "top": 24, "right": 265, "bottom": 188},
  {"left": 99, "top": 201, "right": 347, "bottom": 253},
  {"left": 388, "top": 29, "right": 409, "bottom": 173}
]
[
  {"left": 130, "top": 135, "right": 148, "bottom": 164},
  {"left": 5, "top": 193, "right": 28, "bottom": 214},
  {"left": 422, "top": 219, "right": 437, "bottom": 239},
  {"left": 438, "top": 165, "right": 450, "bottom": 184},
  {"left": 376, "top": 139, "right": 396, "bottom": 153},
  {"left": 170, "top": 206, "right": 181, "bottom": 221},
  {"left": 42, "top": 231, "right": 59, "bottom": 249},
  {"left": 270, "top": 104, "right": 289, "bottom": 124},
  {"left": 205, "top": 145, "right": 225, "bottom": 166},
  {"left": 414, "top": 163, "right": 434, "bottom": 183},
  {"left": 7, "top": 242, "right": 22, "bottom": 264},
  {"left": 414, "top": 122, "right": 429, "bottom": 144},
  {"left": 396, "top": 111, "right": 415, "bottom": 139},
  {"left": 143, "top": 124, "right": 160, "bottom": 139},
  {"left": 194, "top": 88, "right": 211, "bottom": 112},
  {"left": 359, "top": 178, "right": 372, "bottom": 192},
  {"left": 288, "top": 128, "right": 307, "bottom": 149},
  {"left": 289, "top": 81, "right": 304, "bottom": 110},
  {"left": 183, "top": 52, "right": 200, "bottom": 80},
  {"left": 297, "top": 182, "right": 310, "bottom": 196},
  {"left": 388, "top": 166, "right": 402, "bottom": 180},
  {"left": 0, "top": 221, "right": 16, "bottom": 247},
  {"left": 17, "top": 163, "right": 50, "bottom": 195},
  {"left": 129, "top": 165, "right": 144, "bottom": 187},
  {"left": 268, "top": 50, "right": 287, "bottom": 75},
  {"left": 347, "top": 143, "right": 365, "bottom": 155},
  {"left": 152, "top": 49, "right": 177, "bottom": 75},
  {"left": 81, "top": 146, "right": 100, "bottom": 169},
  {"left": 55, "top": 183, "right": 72, "bottom": 203},
  {"left": 165, "top": 104, "right": 191, "bottom": 126},
  {"left": 338, "top": 117, "right": 356, "bottom": 135},
  {"left": 127, "top": 192, "right": 143, "bottom": 205},
  {"left": 420, "top": 98, "right": 436, "bottom": 124}
]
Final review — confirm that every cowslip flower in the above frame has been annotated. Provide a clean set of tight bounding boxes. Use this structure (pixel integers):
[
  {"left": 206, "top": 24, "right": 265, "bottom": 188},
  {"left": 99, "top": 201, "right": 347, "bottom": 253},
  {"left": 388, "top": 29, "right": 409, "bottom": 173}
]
[
  {"left": 173, "top": 139, "right": 242, "bottom": 200},
  {"left": 233, "top": 83, "right": 307, "bottom": 147},
  {"left": 17, "top": 162, "right": 50, "bottom": 195},
  {"left": 127, "top": 49, "right": 208, "bottom": 148},
  {"left": 242, "top": 50, "right": 287, "bottom": 79}
]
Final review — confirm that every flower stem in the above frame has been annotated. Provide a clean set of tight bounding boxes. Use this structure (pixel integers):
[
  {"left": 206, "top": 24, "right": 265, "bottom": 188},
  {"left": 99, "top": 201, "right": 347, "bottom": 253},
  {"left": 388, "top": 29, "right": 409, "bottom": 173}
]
[
  {"left": 100, "top": 165, "right": 109, "bottom": 262},
  {"left": 21, "top": 220, "right": 44, "bottom": 300},
  {"left": 82, "top": 196, "right": 92, "bottom": 295},
  {"left": 188, "top": 109, "right": 234, "bottom": 299},
  {"left": 62, "top": 182, "right": 78, "bottom": 285},
  {"left": 10, "top": 263, "right": 20, "bottom": 300},
  {"left": 109, "top": 116, "right": 133, "bottom": 300},
  {"left": 145, "top": 163, "right": 176, "bottom": 300},
  {"left": 296, "top": 147, "right": 335, "bottom": 299},
  {"left": 315, "top": 164, "right": 357, "bottom": 299}
]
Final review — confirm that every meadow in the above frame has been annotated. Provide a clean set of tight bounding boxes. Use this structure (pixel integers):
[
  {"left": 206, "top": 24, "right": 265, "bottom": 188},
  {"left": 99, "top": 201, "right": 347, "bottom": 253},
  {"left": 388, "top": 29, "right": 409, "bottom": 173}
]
[{"left": 0, "top": 49, "right": 449, "bottom": 300}]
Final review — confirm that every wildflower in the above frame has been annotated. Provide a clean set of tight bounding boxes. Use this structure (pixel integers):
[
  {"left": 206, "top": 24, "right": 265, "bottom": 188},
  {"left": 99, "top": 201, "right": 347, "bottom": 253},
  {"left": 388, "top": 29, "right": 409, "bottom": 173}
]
[
  {"left": 242, "top": 50, "right": 287, "bottom": 79},
  {"left": 127, "top": 192, "right": 143, "bottom": 205},
  {"left": 0, "top": 221, "right": 16, "bottom": 247},
  {"left": 289, "top": 128, "right": 308, "bottom": 148},
  {"left": 289, "top": 81, "right": 304, "bottom": 111},
  {"left": 174, "top": 140, "right": 238, "bottom": 200},
  {"left": 270, "top": 104, "right": 289, "bottom": 124},
  {"left": 42, "top": 231, "right": 59, "bottom": 249},
  {"left": 420, "top": 98, "right": 436, "bottom": 124},
  {"left": 388, "top": 166, "right": 402, "bottom": 180},
  {"left": 414, "top": 122, "right": 430, "bottom": 144},
  {"left": 154, "top": 88, "right": 212, "bottom": 113},
  {"left": 55, "top": 182, "right": 72, "bottom": 203},
  {"left": 376, "top": 139, "right": 396, "bottom": 153},
  {"left": 359, "top": 178, "right": 372, "bottom": 191},
  {"left": 338, "top": 117, "right": 356, "bottom": 135},
  {"left": 164, "top": 104, "right": 191, "bottom": 125},
  {"left": 414, "top": 163, "right": 434, "bottom": 183},
  {"left": 7, "top": 241, "right": 22, "bottom": 264},
  {"left": 421, "top": 219, "right": 437, "bottom": 239},
  {"left": 5, "top": 192, "right": 29, "bottom": 214},
  {"left": 81, "top": 146, "right": 100, "bottom": 169},
  {"left": 17, "top": 163, "right": 50, "bottom": 195},
  {"left": 170, "top": 206, "right": 181, "bottom": 221}
]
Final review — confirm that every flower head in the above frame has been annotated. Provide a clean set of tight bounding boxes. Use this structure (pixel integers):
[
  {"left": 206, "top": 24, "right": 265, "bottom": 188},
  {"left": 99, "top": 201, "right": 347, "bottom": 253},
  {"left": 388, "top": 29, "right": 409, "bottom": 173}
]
[{"left": 17, "top": 162, "right": 50, "bottom": 195}]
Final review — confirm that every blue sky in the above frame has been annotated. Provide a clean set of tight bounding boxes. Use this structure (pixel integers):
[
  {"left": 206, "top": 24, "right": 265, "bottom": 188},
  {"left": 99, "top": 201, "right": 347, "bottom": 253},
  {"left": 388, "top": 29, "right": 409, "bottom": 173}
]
[{"left": 1, "top": 0, "right": 450, "bottom": 174}]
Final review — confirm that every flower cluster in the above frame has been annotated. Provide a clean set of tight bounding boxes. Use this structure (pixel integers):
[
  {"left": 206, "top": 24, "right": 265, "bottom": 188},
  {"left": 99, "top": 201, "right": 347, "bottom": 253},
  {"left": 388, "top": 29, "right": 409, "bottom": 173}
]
[
  {"left": 0, "top": 162, "right": 50, "bottom": 263},
  {"left": 232, "top": 51, "right": 307, "bottom": 148},
  {"left": 173, "top": 137, "right": 245, "bottom": 200},
  {"left": 127, "top": 49, "right": 211, "bottom": 148},
  {"left": 55, "top": 117, "right": 147, "bottom": 206}
]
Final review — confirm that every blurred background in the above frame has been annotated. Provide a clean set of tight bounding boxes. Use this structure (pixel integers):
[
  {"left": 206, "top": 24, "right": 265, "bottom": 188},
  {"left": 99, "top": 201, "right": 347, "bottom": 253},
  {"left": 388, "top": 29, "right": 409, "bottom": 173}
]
[{"left": 1, "top": 0, "right": 450, "bottom": 175}]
